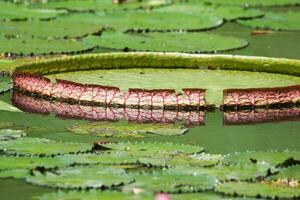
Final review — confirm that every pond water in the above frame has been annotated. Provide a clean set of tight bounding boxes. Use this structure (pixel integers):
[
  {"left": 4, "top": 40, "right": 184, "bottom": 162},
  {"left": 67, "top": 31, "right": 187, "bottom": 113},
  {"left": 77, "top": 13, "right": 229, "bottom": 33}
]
[{"left": 1, "top": 90, "right": 299, "bottom": 199}]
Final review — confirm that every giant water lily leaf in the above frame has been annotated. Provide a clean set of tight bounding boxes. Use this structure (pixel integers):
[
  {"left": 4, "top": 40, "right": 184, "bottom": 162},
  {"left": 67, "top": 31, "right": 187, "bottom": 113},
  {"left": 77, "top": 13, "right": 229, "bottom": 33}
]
[
  {"left": 203, "top": 0, "right": 300, "bottom": 7},
  {"left": 0, "top": 137, "right": 92, "bottom": 156},
  {"left": 68, "top": 121, "right": 188, "bottom": 138},
  {"left": 269, "top": 165, "right": 300, "bottom": 181},
  {"left": 123, "top": 172, "right": 216, "bottom": 193},
  {"left": 139, "top": 153, "right": 223, "bottom": 167},
  {"left": 215, "top": 181, "right": 300, "bottom": 199},
  {"left": 0, "top": 20, "right": 103, "bottom": 39},
  {"left": 156, "top": 2, "right": 263, "bottom": 21},
  {"left": 0, "top": 75, "right": 12, "bottom": 93},
  {"left": 0, "top": 100, "right": 21, "bottom": 112},
  {"left": 0, "top": 169, "right": 29, "bottom": 179},
  {"left": 85, "top": 32, "right": 248, "bottom": 53},
  {"left": 238, "top": 12, "right": 300, "bottom": 31},
  {"left": 26, "top": 165, "right": 134, "bottom": 189},
  {"left": 0, "top": 1, "right": 61, "bottom": 21},
  {"left": 57, "top": 11, "right": 223, "bottom": 32},
  {"left": 0, "top": 155, "right": 72, "bottom": 170},
  {"left": 170, "top": 163, "right": 273, "bottom": 181},
  {"left": 36, "top": 190, "right": 153, "bottom": 200},
  {"left": 224, "top": 151, "right": 300, "bottom": 166},
  {"left": 0, "top": 129, "right": 26, "bottom": 141},
  {"left": 93, "top": 141, "right": 204, "bottom": 155},
  {"left": 0, "top": 35, "right": 94, "bottom": 55},
  {"left": 31, "top": 0, "right": 171, "bottom": 12},
  {"left": 171, "top": 192, "right": 257, "bottom": 200},
  {"left": 48, "top": 68, "right": 300, "bottom": 106}
]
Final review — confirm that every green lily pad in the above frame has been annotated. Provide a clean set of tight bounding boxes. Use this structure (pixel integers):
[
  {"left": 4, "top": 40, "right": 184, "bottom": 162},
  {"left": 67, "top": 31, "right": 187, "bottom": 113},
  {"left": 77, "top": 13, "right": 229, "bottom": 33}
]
[
  {"left": 35, "top": 190, "right": 153, "bottom": 200},
  {"left": 171, "top": 192, "right": 257, "bottom": 200},
  {"left": 57, "top": 11, "right": 223, "bottom": 32},
  {"left": 224, "top": 151, "right": 300, "bottom": 166},
  {"left": 0, "top": 169, "right": 29, "bottom": 179},
  {"left": 0, "top": 155, "right": 72, "bottom": 170},
  {"left": 0, "top": 1, "right": 62, "bottom": 21},
  {"left": 48, "top": 68, "right": 300, "bottom": 106},
  {"left": 68, "top": 121, "right": 188, "bottom": 138},
  {"left": 123, "top": 172, "right": 216, "bottom": 193},
  {"left": 0, "top": 137, "right": 93, "bottom": 156},
  {"left": 0, "top": 20, "right": 103, "bottom": 39},
  {"left": 26, "top": 165, "right": 134, "bottom": 189},
  {"left": 0, "top": 100, "right": 21, "bottom": 112},
  {"left": 139, "top": 153, "right": 223, "bottom": 167},
  {"left": 0, "top": 35, "right": 94, "bottom": 55},
  {"left": 85, "top": 31, "right": 247, "bottom": 53},
  {"left": 0, "top": 75, "right": 12, "bottom": 93},
  {"left": 0, "top": 129, "right": 26, "bottom": 141},
  {"left": 93, "top": 141, "right": 204, "bottom": 155},
  {"left": 203, "top": 0, "right": 300, "bottom": 7},
  {"left": 215, "top": 181, "right": 300, "bottom": 199},
  {"left": 156, "top": 2, "right": 263, "bottom": 21},
  {"left": 238, "top": 12, "right": 300, "bottom": 31},
  {"left": 269, "top": 165, "right": 300, "bottom": 181}
]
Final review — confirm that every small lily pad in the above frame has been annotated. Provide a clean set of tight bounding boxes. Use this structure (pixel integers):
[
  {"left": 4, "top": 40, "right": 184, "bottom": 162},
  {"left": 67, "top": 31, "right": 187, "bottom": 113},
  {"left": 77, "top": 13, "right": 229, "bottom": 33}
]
[
  {"left": 85, "top": 31, "right": 248, "bottom": 53},
  {"left": 215, "top": 181, "right": 300, "bottom": 199},
  {"left": 238, "top": 12, "right": 300, "bottom": 31},
  {"left": 0, "top": 137, "right": 93, "bottom": 156}
]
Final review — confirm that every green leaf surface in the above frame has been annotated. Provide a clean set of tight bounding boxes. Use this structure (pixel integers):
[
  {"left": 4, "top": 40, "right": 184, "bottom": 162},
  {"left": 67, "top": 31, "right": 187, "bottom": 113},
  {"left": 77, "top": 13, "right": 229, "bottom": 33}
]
[
  {"left": 157, "top": 2, "right": 263, "bottom": 21},
  {"left": 84, "top": 31, "right": 248, "bottom": 53},
  {"left": 0, "top": 129, "right": 26, "bottom": 141},
  {"left": 0, "top": 169, "right": 29, "bottom": 179},
  {"left": 0, "top": 35, "right": 94, "bottom": 55},
  {"left": 57, "top": 11, "right": 223, "bottom": 32},
  {"left": 0, "top": 75, "right": 12, "bottom": 93},
  {"left": 0, "top": 100, "right": 21, "bottom": 112},
  {"left": 26, "top": 165, "right": 134, "bottom": 189},
  {"left": 93, "top": 141, "right": 204, "bottom": 155},
  {"left": 269, "top": 165, "right": 300, "bottom": 181},
  {"left": 35, "top": 190, "right": 153, "bottom": 200},
  {"left": 68, "top": 121, "right": 188, "bottom": 138},
  {"left": 171, "top": 192, "right": 259, "bottom": 200},
  {"left": 224, "top": 151, "right": 300, "bottom": 166},
  {"left": 48, "top": 68, "right": 300, "bottom": 106},
  {"left": 0, "top": 137, "right": 92, "bottom": 156},
  {"left": 238, "top": 12, "right": 300, "bottom": 31},
  {"left": 203, "top": 0, "right": 300, "bottom": 7},
  {"left": 0, "top": 1, "right": 61, "bottom": 21},
  {"left": 215, "top": 181, "right": 300, "bottom": 199}
]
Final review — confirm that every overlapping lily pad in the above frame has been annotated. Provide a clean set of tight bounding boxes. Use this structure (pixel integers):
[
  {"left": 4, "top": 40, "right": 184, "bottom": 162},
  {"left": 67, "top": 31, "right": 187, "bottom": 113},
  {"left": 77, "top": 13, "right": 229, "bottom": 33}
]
[
  {"left": 68, "top": 121, "right": 188, "bottom": 138},
  {"left": 85, "top": 31, "right": 248, "bottom": 53},
  {"left": 215, "top": 181, "right": 300, "bottom": 199},
  {"left": 238, "top": 12, "right": 300, "bottom": 31},
  {"left": 171, "top": 192, "right": 257, "bottom": 200},
  {"left": 0, "top": 100, "right": 21, "bottom": 112},
  {"left": 0, "top": 74, "right": 12, "bottom": 94},
  {"left": 0, "top": 137, "right": 92, "bottom": 156},
  {"left": 0, "top": 1, "right": 62, "bottom": 21},
  {"left": 57, "top": 11, "right": 223, "bottom": 32},
  {"left": 269, "top": 165, "right": 300, "bottom": 181},
  {"left": 0, "top": 129, "right": 26, "bottom": 141},
  {"left": 26, "top": 165, "right": 134, "bottom": 189},
  {"left": 0, "top": 169, "right": 29, "bottom": 179},
  {"left": 203, "top": 0, "right": 300, "bottom": 7}
]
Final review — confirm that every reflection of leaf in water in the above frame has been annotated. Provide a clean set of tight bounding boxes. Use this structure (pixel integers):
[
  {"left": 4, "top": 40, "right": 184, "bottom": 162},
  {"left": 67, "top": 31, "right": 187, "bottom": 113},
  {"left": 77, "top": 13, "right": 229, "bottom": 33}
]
[{"left": 68, "top": 121, "right": 189, "bottom": 138}]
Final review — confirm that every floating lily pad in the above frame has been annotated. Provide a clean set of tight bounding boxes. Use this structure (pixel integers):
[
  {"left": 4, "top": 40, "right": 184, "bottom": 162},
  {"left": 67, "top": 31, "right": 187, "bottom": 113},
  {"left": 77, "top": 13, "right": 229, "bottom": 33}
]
[
  {"left": 0, "top": 20, "right": 103, "bottom": 39},
  {"left": 0, "top": 129, "right": 26, "bottom": 141},
  {"left": 0, "top": 1, "right": 61, "bottom": 21},
  {"left": 36, "top": 190, "right": 153, "bottom": 200},
  {"left": 48, "top": 68, "right": 300, "bottom": 106},
  {"left": 215, "top": 181, "right": 300, "bottom": 199},
  {"left": 57, "top": 11, "right": 223, "bottom": 32},
  {"left": 269, "top": 165, "right": 300, "bottom": 181},
  {"left": 93, "top": 141, "right": 204, "bottom": 155},
  {"left": 31, "top": 0, "right": 171, "bottom": 12},
  {"left": 85, "top": 31, "right": 248, "bottom": 53},
  {"left": 26, "top": 165, "right": 134, "bottom": 189},
  {"left": 140, "top": 153, "right": 223, "bottom": 167},
  {"left": 171, "top": 192, "right": 256, "bottom": 200},
  {"left": 0, "top": 75, "right": 12, "bottom": 93},
  {"left": 0, "top": 137, "right": 92, "bottom": 156},
  {"left": 0, "top": 100, "right": 21, "bottom": 112},
  {"left": 68, "top": 121, "right": 188, "bottom": 138},
  {"left": 0, "top": 35, "right": 94, "bottom": 55},
  {"left": 0, "top": 169, "right": 29, "bottom": 179},
  {"left": 123, "top": 172, "right": 216, "bottom": 193},
  {"left": 224, "top": 151, "right": 300, "bottom": 166},
  {"left": 238, "top": 11, "right": 300, "bottom": 31},
  {"left": 156, "top": 2, "right": 263, "bottom": 21},
  {"left": 203, "top": 0, "right": 300, "bottom": 7},
  {"left": 0, "top": 155, "right": 71, "bottom": 170}
]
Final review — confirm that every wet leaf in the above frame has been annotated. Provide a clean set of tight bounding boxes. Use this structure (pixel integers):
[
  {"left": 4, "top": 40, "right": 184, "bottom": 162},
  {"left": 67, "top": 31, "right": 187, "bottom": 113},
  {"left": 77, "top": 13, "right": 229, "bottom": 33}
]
[
  {"left": 84, "top": 31, "right": 248, "bottom": 53},
  {"left": 238, "top": 12, "right": 300, "bottom": 31},
  {"left": 0, "top": 137, "right": 93, "bottom": 156},
  {"left": 215, "top": 181, "right": 300, "bottom": 199}
]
